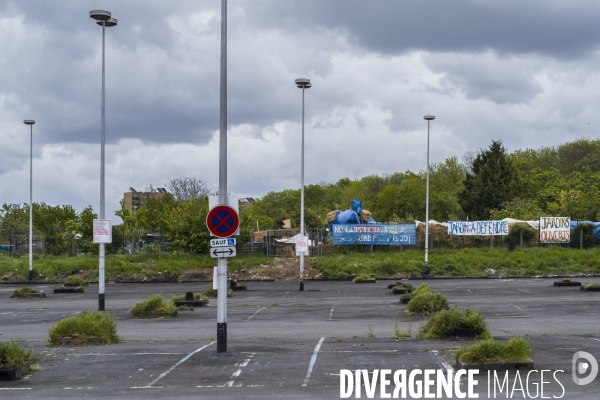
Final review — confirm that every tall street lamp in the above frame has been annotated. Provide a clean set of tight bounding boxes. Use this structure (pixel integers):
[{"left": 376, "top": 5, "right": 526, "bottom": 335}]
[
  {"left": 423, "top": 115, "right": 435, "bottom": 277},
  {"left": 90, "top": 10, "right": 117, "bottom": 311},
  {"left": 295, "top": 78, "right": 311, "bottom": 291},
  {"left": 24, "top": 120, "right": 35, "bottom": 281}
]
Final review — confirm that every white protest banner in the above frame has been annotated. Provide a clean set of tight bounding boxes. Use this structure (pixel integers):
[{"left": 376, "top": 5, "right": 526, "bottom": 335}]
[
  {"left": 447, "top": 220, "right": 508, "bottom": 236},
  {"left": 539, "top": 217, "right": 570, "bottom": 243}
]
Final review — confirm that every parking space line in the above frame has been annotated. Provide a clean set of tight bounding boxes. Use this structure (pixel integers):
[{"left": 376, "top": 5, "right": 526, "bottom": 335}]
[
  {"left": 518, "top": 289, "right": 530, "bottom": 293},
  {"left": 592, "top": 338, "right": 600, "bottom": 342},
  {"left": 215, "top": 353, "right": 256, "bottom": 388},
  {"left": 513, "top": 305, "right": 525, "bottom": 311},
  {"left": 246, "top": 306, "right": 268, "bottom": 321},
  {"left": 283, "top": 291, "right": 290, "bottom": 298},
  {"left": 302, "top": 337, "right": 325, "bottom": 387},
  {"left": 329, "top": 306, "right": 335, "bottom": 320},
  {"left": 0, "top": 388, "right": 31, "bottom": 390},
  {"left": 144, "top": 341, "right": 215, "bottom": 388}
]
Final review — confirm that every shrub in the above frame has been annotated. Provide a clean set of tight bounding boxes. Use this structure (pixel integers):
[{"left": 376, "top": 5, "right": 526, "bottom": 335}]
[
  {"left": 47, "top": 311, "right": 120, "bottom": 345},
  {"left": 456, "top": 337, "right": 533, "bottom": 363},
  {"left": 203, "top": 287, "right": 233, "bottom": 297},
  {"left": 417, "top": 307, "right": 490, "bottom": 339},
  {"left": 131, "top": 294, "right": 176, "bottom": 318},
  {"left": 171, "top": 292, "right": 210, "bottom": 305},
  {"left": 505, "top": 224, "right": 537, "bottom": 250},
  {"left": 0, "top": 341, "right": 33, "bottom": 368},
  {"left": 64, "top": 276, "right": 88, "bottom": 287},
  {"left": 406, "top": 292, "right": 448, "bottom": 315}
]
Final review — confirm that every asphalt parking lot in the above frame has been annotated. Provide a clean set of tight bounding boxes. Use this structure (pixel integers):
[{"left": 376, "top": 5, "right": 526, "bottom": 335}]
[{"left": 1, "top": 278, "right": 600, "bottom": 399}]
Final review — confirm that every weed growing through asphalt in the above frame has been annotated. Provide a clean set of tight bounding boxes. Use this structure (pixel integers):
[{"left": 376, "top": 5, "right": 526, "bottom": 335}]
[
  {"left": 417, "top": 307, "right": 490, "bottom": 339},
  {"left": 171, "top": 292, "right": 210, "bottom": 305},
  {"left": 368, "top": 326, "right": 375, "bottom": 338},
  {"left": 393, "top": 318, "right": 412, "bottom": 339}
]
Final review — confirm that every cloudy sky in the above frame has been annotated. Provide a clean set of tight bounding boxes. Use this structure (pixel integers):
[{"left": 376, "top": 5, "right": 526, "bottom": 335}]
[{"left": 1, "top": 0, "right": 599, "bottom": 222}]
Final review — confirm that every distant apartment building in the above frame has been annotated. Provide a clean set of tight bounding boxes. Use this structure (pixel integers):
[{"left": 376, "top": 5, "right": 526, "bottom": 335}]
[{"left": 123, "top": 185, "right": 167, "bottom": 213}]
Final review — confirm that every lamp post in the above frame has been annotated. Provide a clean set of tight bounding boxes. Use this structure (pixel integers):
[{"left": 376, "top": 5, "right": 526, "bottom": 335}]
[
  {"left": 423, "top": 115, "right": 435, "bottom": 277},
  {"left": 24, "top": 120, "right": 35, "bottom": 281},
  {"left": 90, "top": 10, "right": 117, "bottom": 311},
  {"left": 295, "top": 78, "right": 311, "bottom": 291}
]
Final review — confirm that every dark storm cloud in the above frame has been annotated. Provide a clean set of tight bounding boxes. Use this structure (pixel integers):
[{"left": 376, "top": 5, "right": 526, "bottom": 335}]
[{"left": 249, "top": 0, "right": 600, "bottom": 59}]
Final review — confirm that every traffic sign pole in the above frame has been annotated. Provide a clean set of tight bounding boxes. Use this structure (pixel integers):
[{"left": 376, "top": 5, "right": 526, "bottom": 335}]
[{"left": 217, "top": 0, "right": 228, "bottom": 354}]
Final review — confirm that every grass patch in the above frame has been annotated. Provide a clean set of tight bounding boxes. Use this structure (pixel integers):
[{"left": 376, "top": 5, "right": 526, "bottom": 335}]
[
  {"left": 583, "top": 283, "right": 599, "bottom": 291},
  {"left": 171, "top": 292, "right": 210, "bottom": 305},
  {"left": 47, "top": 311, "right": 120, "bottom": 345},
  {"left": 417, "top": 307, "right": 491, "bottom": 339},
  {"left": 203, "top": 287, "right": 233, "bottom": 297},
  {"left": 64, "top": 276, "right": 88, "bottom": 286},
  {"left": 131, "top": 294, "right": 176, "bottom": 318},
  {"left": 0, "top": 341, "right": 33, "bottom": 368},
  {"left": 456, "top": 337, "right": 533, "bottom": 363},
  {"left": 561, "top": 278, "right": 572, "bottom": 283},
  {"left": 9, "top": 287, "right": 34, "bottom": 297},
  {"left": 352, "top": 274, "right": 376, "bottom": 283}
]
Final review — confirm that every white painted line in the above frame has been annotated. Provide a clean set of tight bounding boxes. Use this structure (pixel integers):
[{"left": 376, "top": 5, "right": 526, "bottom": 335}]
[
  {"left": 329, "top": 306, "right": 335, "bottom": 320},
  {"left": 431, "top": 350, "right": 454, "bottom": 376},
  {"left": 144, "top": 341, "right": 215, "bottom": 388},
  {"left": 0, "top": 388, "right": 31, "bottom": 390},
  {"left": 518, "top": 289, "right": 530, "bottom": 293},
  {"left": 128, "top": 353, "right": 184, "bottom": 355},
  {"left": 130, "top": 386, "right": 163, "bottom": 389},
  {"left": 246, "top": 306, "right": 268, "bottom": 321},
  {"left": 514, "top": 305, "right": 525, "bottom": 311},
  {"left": 466, "top": 289, "right": 472, "bottom": 293},
  {"left": 283, "top": 291, "right": 290, "bottom": 298},
  {"left": 197, "top": 385, "right": 213, "bottom": 388},
  {"left": 592, "top": 338, "right": 600, "bottom": 342},
  {"left": 302, "top": 337, "right": 325, "bottom": 387}
]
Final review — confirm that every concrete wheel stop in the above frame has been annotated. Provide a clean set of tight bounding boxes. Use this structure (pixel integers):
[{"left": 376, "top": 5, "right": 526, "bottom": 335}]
[
  {"left": 554, "top": 281, "right": 581, "bottom": 287},
  {"left": 400, "top": 295, "right": 413, "bottom": 304},
  {"left": 54, "top": 287, "right": 84, "bottom": 294},
  {"left": 452, "top": 327, "right": 481, "bottom": 337},
  {"left": 0, "top": 362, "right": 30, "bottom": 381},
  {"left": 230, "top": 281, "right": 247, "bottom": 291},
  {"left": 581, "top": 285, "right": 600, "bottom": 292}
]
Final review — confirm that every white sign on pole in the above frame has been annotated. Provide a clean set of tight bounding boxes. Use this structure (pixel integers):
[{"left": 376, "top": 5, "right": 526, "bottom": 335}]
[
  {"left": 93, "top": 219, "right": 112, "bottom": 244},
  {"left": 539, "top": 217, "right": 571, "bottom": 243},
  {"left": 213, "top": 266, "right": 218, "bottom": 290},
  {"left": 295, "top": 235, "right": 309, "bottom": 256},
  {"left": 210, "top": 246, "right": 237, "bottom": 258},
  {"left": 210, "top": 238, "right": 236, "bottom": 247}
]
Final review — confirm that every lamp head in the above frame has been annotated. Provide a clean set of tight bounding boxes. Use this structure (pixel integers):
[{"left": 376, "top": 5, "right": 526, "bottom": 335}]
[
  {"left": 89, "top": 10, "right": 111, "bottom": 21},
  {"left": 295, "top": 78, "right": 311, "bottom": 89},
  {"left": 97, "top": 18, "right": 118, "bottom": 27},
  {"left": 424, "top": 115, "right": 435, "bottom": 120},
  {"left": 24, "top": 120, "right": 35, "bottom": 125}
]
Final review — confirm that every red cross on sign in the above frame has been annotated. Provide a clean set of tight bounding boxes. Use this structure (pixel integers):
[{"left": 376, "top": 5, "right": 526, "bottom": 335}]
[{"left": 206, "top": 205, "right": 239, "bottom": 238}]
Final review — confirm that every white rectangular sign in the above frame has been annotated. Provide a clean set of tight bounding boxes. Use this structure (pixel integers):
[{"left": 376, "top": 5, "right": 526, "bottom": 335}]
[
  {"left": 539, "top": 217, "right": 570, "bottom": 243},
  {"left": 295, "top": 235, "right": 309, "bottom": 256},
  {"left": 210, "top": 246, "right": 237, "bottom": 258},
  {"left": 213, "top": 266, "right": 218, "bottom": 290},
  {"left": 210, "top": 238, "right": 236, "bottom": 247},
  {"left": 447, "top": 220, "right": 508, "bottom": 236},
  {"left": 93, "top": 219, "right": 112, "bottom": 244}
]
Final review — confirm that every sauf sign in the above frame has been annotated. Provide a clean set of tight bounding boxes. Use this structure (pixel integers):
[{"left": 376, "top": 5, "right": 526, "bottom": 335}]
[{"left": 539, "top": 217, "right": 570, "bottom": 243}]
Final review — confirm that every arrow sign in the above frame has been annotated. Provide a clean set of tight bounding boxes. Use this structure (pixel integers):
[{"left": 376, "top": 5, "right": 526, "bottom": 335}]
[{"left": 210, "top": 246, "right": 237, "bottom": 258}]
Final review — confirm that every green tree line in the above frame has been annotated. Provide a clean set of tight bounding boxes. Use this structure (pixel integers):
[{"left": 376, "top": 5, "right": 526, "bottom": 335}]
[{"left": 3, "top": 138, "right": 600, "bottom": 255}]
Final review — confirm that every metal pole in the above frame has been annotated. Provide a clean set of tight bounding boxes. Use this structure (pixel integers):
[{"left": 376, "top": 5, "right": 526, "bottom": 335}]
[
  {"left": 98, "top": 20, "right": 106, "bottom": 311},
  {"left": 299, "top": 86, "right": 305, "bottom": 291},
  {"left": 217, "top": 0, "right": 228, "bottom": 354},
  {"left": 423, "top": 120, "right": 430, "bottom": 276},
  {"left": 580, "top": 229, "right": 583, "bottom": 250},
  {"left": 28, "top": 123, "right": 33, "bottom": 281}
]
